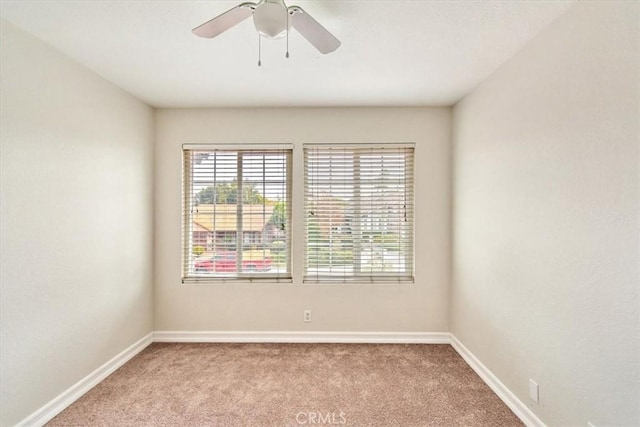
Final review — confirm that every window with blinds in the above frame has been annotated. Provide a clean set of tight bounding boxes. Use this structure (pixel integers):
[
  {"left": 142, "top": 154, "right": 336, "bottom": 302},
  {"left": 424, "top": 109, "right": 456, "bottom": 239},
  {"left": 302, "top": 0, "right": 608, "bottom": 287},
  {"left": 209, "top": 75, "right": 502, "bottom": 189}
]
[
  {"left": 182, "top": 145, "right": 292, "bottom": 282},
  {"left": 304, "top": 144, "right": 415, "bottom": 283}
]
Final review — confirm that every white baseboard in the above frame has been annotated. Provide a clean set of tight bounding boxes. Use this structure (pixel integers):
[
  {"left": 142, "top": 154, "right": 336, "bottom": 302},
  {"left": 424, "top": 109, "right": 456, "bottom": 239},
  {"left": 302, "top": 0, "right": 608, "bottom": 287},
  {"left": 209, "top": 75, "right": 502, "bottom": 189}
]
[
  {"left": 449, "top": 334, "right": 545, "bottom": 427},
  {"left": 153, "top": 330, "right": 451, "bottom": 344},
  {"left": 16, "top": 332, "right": 154, "bottom": 427}
]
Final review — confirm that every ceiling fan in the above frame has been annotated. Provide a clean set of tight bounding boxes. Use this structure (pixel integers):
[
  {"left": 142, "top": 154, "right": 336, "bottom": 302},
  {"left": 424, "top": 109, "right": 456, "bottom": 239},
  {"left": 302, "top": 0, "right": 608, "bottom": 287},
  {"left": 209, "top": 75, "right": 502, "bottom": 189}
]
[{"left": 192, "top": 0, "right": 341, "bottom": 65}]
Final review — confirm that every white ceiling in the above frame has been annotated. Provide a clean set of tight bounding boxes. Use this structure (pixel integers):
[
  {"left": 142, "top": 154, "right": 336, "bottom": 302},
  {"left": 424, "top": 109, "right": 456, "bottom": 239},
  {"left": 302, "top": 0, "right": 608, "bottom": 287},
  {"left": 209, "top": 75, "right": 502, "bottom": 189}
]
[{"left": 0, "top": 0, "right": 575, "bottom": 108}]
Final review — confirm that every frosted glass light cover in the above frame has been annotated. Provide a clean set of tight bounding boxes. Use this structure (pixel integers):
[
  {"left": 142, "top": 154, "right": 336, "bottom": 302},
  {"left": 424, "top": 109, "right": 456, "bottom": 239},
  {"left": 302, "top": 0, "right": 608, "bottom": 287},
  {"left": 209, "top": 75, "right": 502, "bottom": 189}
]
[{"left": 252, "top": 2, "right": 289, "bottom": 39}]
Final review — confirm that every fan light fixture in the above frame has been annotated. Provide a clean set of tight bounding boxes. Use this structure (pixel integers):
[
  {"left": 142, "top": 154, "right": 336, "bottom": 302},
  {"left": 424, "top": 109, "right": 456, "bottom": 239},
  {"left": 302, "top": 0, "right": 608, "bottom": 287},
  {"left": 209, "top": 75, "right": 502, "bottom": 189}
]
[
  {"left": 192, "top": 0, "right": 341, "bottom": 66},
  {"left": 253, "top": 2, "right": 289, "bottom": 38}
]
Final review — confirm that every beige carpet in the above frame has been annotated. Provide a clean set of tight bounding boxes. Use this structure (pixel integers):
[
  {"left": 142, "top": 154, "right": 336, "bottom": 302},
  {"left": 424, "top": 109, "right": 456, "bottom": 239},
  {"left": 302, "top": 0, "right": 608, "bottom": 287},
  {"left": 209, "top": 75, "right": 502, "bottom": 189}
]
[{"left": 47, "top": 343, "right": 522, "bottom": 426}]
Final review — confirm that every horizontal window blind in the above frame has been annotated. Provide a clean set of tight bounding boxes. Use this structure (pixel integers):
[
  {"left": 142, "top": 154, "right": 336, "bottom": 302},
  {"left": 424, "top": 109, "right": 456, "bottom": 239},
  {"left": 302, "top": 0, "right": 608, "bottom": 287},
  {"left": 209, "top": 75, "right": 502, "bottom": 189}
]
[
  {"left": 304, "top": 144, "right": 415, "bottom": 283},
  {"left": 183, "top": 146, "right": 292, "bottom": 282}
]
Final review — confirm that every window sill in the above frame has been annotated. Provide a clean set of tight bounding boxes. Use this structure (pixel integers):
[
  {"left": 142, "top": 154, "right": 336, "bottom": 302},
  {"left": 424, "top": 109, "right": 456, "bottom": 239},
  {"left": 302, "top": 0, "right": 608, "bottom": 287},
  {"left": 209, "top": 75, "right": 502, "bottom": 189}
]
[{"left": 182, "top": 277, "right": 293, "bottom": 285}]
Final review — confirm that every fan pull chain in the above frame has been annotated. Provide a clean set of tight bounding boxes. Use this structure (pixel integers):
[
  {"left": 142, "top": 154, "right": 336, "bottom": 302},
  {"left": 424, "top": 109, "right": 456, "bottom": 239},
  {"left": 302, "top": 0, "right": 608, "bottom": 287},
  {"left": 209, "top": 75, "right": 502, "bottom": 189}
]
[
  {"left": 286, "top": 12, "right": 290, "bottom": 58},
  {"left": 258, "top": 35, "right": 262, "bottom": 67}
]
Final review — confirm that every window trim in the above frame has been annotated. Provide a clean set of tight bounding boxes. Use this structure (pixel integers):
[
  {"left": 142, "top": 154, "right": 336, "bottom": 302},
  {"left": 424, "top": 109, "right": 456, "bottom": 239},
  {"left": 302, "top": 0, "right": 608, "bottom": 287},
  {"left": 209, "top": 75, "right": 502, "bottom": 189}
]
[
  {"left": 302, "top": 143, "right": 416, "bottom": 284},
  {"left": 181, "top": 144, "right": 293, "bottom": 284}
]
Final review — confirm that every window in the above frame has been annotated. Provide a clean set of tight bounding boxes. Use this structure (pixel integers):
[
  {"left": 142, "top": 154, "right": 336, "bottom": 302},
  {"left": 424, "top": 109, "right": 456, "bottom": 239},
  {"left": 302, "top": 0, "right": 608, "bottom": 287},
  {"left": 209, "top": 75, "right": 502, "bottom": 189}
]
[
  {"left": 182, "top": 145, "right": 292, "bottom": 282},
  {"left": 304, "top": 144, "right": 415, "bottom": 283}
]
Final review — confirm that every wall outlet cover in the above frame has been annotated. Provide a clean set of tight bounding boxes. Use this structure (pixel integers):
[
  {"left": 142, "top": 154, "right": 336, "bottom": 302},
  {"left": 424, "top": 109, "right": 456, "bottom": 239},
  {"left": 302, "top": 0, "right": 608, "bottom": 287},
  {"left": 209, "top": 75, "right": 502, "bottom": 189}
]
[{"left": 529, "top": 379, "right": 539, "bottom": 404}]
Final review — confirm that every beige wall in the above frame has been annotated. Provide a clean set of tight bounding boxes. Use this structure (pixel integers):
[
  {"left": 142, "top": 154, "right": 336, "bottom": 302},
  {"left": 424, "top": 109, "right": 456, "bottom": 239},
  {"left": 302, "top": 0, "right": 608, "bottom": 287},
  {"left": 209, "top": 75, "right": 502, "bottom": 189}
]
[
  {"left": 0, "top": 21, "right": 155, "bottom": 426},
  {"left": 155, "top": 107, "right": 451, "bottom": 332},
  {"left": 451, "top": 1, "right": 639, "bottom": 426}
]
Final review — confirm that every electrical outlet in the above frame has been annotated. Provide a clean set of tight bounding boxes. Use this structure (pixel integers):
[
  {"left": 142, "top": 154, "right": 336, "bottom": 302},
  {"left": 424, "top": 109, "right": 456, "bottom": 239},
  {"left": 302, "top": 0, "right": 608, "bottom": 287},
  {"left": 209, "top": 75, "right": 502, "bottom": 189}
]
[
  {"left": 304, "top": 310, "right": 312, "bottom": 322},
  {"left": 529, "top": 379, "right": 539, "bottom": 404}
]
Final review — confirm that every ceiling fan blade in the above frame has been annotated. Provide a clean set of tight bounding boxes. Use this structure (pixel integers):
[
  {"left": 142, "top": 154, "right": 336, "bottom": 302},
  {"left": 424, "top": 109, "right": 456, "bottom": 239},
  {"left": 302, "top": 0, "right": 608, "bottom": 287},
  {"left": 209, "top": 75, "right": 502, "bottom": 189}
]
[
  {"left": 192, "top": 3, "right": 256, "bottom": 38},
  {"left": 288, "top": 6, "right": 341, "bottom": 54}
]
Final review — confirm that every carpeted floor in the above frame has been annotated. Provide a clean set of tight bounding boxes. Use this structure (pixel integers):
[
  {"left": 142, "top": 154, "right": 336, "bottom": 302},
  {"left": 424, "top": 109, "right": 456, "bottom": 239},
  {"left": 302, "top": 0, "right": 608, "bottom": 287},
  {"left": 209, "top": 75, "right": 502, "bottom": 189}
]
[{"left": 47, "top": 343, "right": 522, "bottom": 426}]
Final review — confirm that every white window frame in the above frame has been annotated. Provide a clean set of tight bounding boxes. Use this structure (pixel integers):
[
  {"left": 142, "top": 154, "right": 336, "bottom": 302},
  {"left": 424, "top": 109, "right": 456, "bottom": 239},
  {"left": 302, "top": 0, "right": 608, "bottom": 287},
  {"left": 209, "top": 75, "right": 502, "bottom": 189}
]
[
  {"left": 182, "top": 144, "right": 293, "bottom": 283},
  {"left": 303, "top": 143, "right": 415, "bottom": 284}
]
